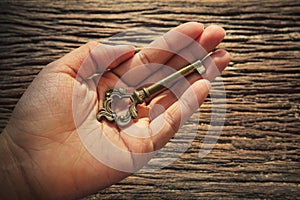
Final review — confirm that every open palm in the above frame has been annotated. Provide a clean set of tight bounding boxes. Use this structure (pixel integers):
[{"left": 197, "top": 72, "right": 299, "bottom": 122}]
[{"left": 2, "top": 22, "right": 230, "bottom": 199}]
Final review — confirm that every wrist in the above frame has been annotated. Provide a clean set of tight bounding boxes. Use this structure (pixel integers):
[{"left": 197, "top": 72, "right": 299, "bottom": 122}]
[{"left": 0, "top": 129, "right": 36, "bottom": 199}]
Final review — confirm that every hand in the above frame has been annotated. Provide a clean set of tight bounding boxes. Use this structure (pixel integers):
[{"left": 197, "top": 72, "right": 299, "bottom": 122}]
[{"left": 0, "top": 22, "right": 230, "bottom": 199}]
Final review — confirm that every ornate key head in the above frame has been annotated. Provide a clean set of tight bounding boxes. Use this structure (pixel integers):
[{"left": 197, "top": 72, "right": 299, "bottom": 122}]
[{"left": 96, "top": 88, "right": 148, "bottom": 127}]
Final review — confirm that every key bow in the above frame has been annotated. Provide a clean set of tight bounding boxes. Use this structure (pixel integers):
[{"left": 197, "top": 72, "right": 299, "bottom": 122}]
[{"left": 96, "top": 88, "right": 148, "bottom": 127}]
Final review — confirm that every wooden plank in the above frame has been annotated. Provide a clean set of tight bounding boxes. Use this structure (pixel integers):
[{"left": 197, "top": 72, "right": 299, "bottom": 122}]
[{"left": 0, "top": 0, "right": 299, "bottom": 199}]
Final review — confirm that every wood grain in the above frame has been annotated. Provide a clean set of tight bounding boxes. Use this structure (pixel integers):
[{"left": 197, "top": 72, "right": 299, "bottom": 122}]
[{"left": 0, "top": 0, "right": 299, "bottom": 199}]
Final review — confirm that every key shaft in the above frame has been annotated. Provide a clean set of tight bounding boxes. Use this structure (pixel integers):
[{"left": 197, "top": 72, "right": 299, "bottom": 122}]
[{"left": 143, "top": 60, "right": 205, "bottom": 97}]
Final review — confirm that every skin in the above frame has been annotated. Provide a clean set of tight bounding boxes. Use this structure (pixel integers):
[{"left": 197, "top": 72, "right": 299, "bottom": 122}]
[{"left": 0, "top": 22, "right": 230, "bottom": 200}]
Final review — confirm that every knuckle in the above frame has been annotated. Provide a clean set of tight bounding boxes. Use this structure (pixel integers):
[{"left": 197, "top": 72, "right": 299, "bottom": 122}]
[{"left": 138, "top": 51, "right": 151, "bottom": 65}]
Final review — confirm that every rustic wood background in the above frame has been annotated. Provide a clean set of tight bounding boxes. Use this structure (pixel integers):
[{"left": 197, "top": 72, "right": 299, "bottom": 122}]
[{"left": 0, "top": 0, "right": 299, "bottom": 199}]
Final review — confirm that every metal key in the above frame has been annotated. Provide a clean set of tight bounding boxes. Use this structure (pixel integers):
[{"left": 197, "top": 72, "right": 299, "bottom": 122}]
[{"left": 97, "top": 60, "right": 206, "bottom": 127}]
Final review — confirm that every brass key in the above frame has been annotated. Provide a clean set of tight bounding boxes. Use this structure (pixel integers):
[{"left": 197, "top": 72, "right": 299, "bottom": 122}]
[{"left": 97, "top": 60, "right": 206, "bottom": 127}]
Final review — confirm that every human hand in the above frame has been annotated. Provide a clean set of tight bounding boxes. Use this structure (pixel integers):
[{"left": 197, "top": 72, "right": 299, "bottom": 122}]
[{"left": 0, "top": 22, "right": 230, "bottom": 199}]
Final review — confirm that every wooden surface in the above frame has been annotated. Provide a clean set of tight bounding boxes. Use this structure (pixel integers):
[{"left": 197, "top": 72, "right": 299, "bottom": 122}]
[{"left": 0, "top": 0, "right": 299, "bottom": 199}]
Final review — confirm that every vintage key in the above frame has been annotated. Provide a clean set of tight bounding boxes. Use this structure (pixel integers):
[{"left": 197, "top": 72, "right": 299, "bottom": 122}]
[{"left": 97, "top": 60, "right": 206, "bottom": 127}]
